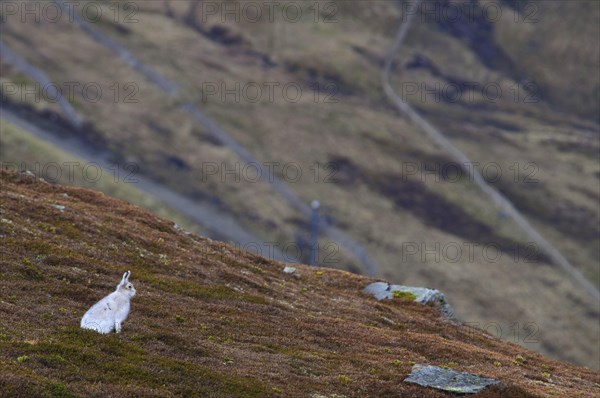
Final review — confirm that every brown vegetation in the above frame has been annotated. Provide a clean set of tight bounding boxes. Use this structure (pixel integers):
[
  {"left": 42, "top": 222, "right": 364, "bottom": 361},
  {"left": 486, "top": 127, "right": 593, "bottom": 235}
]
[
  {"left": 0, "top": 169, "right": 598, "bottom": 397},
  {"left": 1, "top": 0, "right": 599, "bottom": 368}
]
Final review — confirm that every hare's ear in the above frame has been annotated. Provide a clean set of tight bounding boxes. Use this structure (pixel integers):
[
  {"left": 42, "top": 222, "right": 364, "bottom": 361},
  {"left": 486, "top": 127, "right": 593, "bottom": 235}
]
[{"left": 119, "top": 271, "right": 130, "bottom": 287}]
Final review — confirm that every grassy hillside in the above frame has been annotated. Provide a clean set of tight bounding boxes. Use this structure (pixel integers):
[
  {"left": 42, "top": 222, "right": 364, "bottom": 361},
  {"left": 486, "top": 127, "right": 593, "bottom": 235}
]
[
  {"left": 1, "top": 169, "right": 599, "bottom": 397},
  {"left": 1, "top": 0, "right": 598, "bottom": 368},
  {"left": 0, "top": 119, "right": 201, "bottom": 233}
]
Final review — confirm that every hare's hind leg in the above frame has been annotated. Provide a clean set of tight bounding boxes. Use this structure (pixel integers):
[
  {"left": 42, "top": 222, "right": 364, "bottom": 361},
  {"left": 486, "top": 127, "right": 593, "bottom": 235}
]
[{"left": 115, "top": 321, "right": 122, "bottom": 333}]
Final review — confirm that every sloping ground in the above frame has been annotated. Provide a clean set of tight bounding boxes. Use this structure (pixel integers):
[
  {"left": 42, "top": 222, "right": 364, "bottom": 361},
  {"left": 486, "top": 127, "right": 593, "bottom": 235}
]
[
  {"left": 2, "top": 0, "right": 599, "bottom": 368},
  {"left": 0, "top": 169, "right": 598, "bottom": 397}
]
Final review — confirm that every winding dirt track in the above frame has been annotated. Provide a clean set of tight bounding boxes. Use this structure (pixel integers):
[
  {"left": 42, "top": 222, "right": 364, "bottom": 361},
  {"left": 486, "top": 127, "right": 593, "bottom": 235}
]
[{"left": 381, "top": 0, "right": 599, "bottom": 301}]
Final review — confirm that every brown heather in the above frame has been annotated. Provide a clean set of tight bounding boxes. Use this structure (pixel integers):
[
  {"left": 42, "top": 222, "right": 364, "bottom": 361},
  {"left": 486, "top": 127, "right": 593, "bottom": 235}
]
[{"left": 0, "top": 169, "right": 598, "bottom": 397}]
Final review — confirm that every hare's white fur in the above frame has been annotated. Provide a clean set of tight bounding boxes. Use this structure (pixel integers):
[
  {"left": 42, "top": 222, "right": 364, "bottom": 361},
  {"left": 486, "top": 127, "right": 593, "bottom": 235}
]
[{"left": 80, "top": 271, "right": 136, "bottom": 334}]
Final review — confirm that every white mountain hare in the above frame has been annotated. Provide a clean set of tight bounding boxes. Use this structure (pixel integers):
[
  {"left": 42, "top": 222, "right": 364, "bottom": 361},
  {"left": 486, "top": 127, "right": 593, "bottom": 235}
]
[{"left": 80, "top": 271, "right": 136, "bottom": 334}]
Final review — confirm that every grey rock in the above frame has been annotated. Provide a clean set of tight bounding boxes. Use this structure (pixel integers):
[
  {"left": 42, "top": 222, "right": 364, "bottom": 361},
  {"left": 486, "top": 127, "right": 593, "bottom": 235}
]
[
  {"left": 283, "top": 266, "right": 297, "bottom": 274},
  {"left": 404, "top": 364, "right": 499, "bottom": 394},
  {"left": 363, "top": 281, "right": 390, "bottom": 300},
  {"left": 363, "top": 282, "right": 455, "bottom": 319},
  {"left": 390, "top": 285, "right": 442, "bottom": 304}
]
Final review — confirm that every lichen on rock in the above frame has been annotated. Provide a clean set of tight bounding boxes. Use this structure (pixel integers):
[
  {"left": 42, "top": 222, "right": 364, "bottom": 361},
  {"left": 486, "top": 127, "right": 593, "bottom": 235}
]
[{"left": 363, "top": 282, "right": 455, "bottom": 319}]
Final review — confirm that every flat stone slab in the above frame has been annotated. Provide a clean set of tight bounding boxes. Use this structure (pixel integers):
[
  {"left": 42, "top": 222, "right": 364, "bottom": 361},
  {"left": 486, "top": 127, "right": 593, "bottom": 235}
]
[
  {"left": 363, "top": 282, "right": 455, "bottom": 318},
  {"left": 404, "top": 364, "right": 499, "bottom": 394}
]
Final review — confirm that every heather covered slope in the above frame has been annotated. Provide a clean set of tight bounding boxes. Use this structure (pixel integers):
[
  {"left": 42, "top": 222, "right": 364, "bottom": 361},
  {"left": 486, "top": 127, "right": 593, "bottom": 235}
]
[
  {"left": 2, "top": 0, "right": 599, "bottom": 368},
  {"left": 0, "top": 170, "right": 598, "bottom": 397}
]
